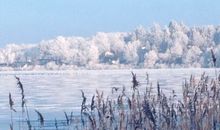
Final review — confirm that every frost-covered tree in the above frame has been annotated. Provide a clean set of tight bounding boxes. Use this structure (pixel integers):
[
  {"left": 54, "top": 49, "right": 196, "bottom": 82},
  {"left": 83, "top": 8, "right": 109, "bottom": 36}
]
[
  {"left": 0, "top": 21, "right": 219, "bottom": 70},
  {"left": 144, "top": 50, "right": 158, "bottom": 68}
]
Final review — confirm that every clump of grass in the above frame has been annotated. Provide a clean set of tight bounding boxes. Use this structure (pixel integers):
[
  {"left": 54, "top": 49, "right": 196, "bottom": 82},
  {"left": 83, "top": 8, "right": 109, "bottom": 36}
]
[{"left": 75, "top": 71, "right": 220, "bottom": 130}]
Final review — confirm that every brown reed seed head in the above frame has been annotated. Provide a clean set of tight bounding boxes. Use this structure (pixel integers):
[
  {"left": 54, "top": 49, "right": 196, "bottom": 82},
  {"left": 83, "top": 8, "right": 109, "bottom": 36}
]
[{"left": 211, "top": 49, "right": 216, "bottom": 67}]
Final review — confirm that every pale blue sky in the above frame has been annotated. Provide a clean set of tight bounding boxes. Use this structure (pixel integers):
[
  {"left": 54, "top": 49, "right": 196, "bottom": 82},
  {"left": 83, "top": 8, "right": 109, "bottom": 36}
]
[{"left": 0, "top": 0, "right": 219, "bottom": 47}]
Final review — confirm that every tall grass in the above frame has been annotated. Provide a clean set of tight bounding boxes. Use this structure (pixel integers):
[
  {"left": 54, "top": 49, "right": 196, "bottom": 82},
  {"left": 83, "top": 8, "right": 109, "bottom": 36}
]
[
  {"left": 77, "top": 49, "right": 220, "bottom": 130},
  {"left": 8, "top": 71, "right": 220, "bottom": 130},
  {"left": 7, "top": 51, "right": 220, "bottom": 130}
]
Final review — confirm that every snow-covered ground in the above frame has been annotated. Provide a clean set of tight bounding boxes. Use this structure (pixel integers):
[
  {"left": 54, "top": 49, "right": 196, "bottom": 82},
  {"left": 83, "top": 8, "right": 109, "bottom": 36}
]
[
  {"left": 1, "top": 21, "right": 220, "bottom": 70},
  {"left": 0, "top": 68, "right": 218, "bottom": 129}
]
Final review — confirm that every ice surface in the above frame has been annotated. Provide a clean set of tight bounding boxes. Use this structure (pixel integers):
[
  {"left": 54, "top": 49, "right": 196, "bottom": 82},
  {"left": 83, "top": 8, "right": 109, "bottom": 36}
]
[{"left": 0, "top": 68, "right": 218, "bottom": 129}]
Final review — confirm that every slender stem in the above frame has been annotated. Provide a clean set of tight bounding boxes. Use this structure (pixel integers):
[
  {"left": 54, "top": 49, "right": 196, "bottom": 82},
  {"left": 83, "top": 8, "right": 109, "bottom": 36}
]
[
  {"left": 25, "top": 103, "right": 30, "bottom": 122},
  {"left": 10, "top": 110, "right": 13, "bottom": 130}
]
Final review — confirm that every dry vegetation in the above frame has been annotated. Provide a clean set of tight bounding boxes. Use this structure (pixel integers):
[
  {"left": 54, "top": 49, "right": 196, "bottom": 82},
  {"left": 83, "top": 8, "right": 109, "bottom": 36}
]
[{"left": 8, "top": 50, "right": 220, "bottom": 130}]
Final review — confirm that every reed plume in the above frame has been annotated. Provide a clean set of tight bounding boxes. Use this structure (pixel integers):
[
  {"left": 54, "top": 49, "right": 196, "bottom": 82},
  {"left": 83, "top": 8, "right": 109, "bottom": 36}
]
[
  {"left": 211, "top": 49, "right": 216, "bottom": 67},
  {"left": 9, "top": 92, "right": 16, "bottom": 130},
  {"left": 9, "top": 93, "right": 16, "bottom": 112},
  {"left": 131, "top": 71, "right": 139, "bottom": 90},
  {"left": 35, "top": 110, "right": 44, "bottom": 127}
]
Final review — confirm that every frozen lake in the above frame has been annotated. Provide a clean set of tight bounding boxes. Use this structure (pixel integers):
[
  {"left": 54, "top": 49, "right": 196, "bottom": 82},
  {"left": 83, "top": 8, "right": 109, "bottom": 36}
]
[{"left": 0, "top": 68, "right": 218, "bottom": 129}]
